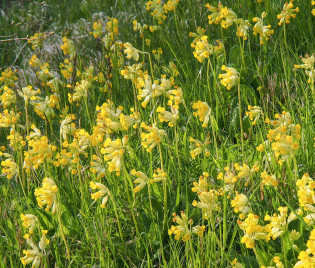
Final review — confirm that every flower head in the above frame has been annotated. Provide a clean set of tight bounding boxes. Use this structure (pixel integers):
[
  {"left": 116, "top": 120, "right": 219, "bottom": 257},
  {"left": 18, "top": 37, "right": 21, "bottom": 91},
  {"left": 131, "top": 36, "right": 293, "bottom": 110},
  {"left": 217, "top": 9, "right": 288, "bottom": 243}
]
[
  {"left": 90, "top": 181, "right": 111, "bottom": 208},
  {"left": 219, "top": 65, "right": 239, "bottom": 90},
  {"left": 34, "top": 178, "right": 58, "bottom": 214}
]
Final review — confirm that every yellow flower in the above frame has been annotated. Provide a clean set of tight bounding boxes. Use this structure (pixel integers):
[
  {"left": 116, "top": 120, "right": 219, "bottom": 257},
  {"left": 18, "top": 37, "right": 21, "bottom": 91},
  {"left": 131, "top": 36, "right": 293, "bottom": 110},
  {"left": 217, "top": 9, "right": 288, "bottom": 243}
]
[
  {"left": 245, "top": 105, "right": 263, "bottom": 125},
  {"left": 264, "top": 207, "right": 297, "bottom": 239},
  {"left": 192, "top": 190, "right": 220, "bottom": 219},
  {"left": 294, "top": 54, "right": 315, "bottom": 84},
  {"left": 189, "top": 134, "right": 211, "bottom": 159},
  {"left": 100, "top": 136, "right": 128, "bottom": 176},
  {"left": 261, "top": 171, "right": 278, "bottom": 188},
  {"left": 72, "top": 80, "right": 91, "bottom": 102},
  {"left": 60, "top": 37, "right": 75, "bottom": 60},
  {"left": 20, "top": 214, "right": 37, "bottom": 234},
  {"left": 192, "top": 173, "right": 209, "bottom": 194},
  {"left": 18, "top": 86, "right": 40, "bottom": 105},
  {"left": 131, "top": 169, "right": 150, "bottom": 193},
  {"left": 0, "top": 109, "right": 19, "bottom": 128},
  {"left": 141, "top": 123, "right": 166, "bottom": 153},
  {"left": 156, "top": 105, "right": 178, "bottom": 127},
  {"left": 235, "top": 19, "right": 251, "bottom": 40},
  {"left": 169, "top": 212, "right": 205, "bottom": 241},
  {"left": 119, "top": 109, "right": 141, "bottom": 130},
  {"left": 90, "top": 181, "right": 110, "bottom": 208},
  {"left": 238, "top": 213, "right": 270, "bottom": 248},
  {"left": 205, "top": 3, "right": 224, "bottom": 25},
  {"left": 219, "top": 6, "right": 237, "bottom": 29},
  {"left": 20, "top": 230, "right": 49, "bottom": 268},
  {"left": 252, "top": 12, "right": 274, "bottom": 45},
  {"left": 34, "top": 178, "right": 58, "bottom": 214},
  {"left": 146, "top": 0, "right": 167, "bottom": 24},
  {"left": 1, "top": 156, "right": 18, "bottom": 179},
  {"left": 29, "top": 54, "right": 42, "bottom": 67},
  {"left": 219, "top": 65, "right": 239, "bottom": 90},
  {"left": 231, "top": 192, "right": 249, "bottom": 214},
  {"left": 192, "top": 101, "right": 212, "bottom": 127},
  {"left": 23, "top": 135, "right": 57, "bottom": 172},
  {"left": 277, "top": 1, "right": 299, "bottom": 26},
  {"left": 193, "top": 35, "right": 214, "bottom": 63},
  {"left": 189, "top": 26, "right": 206, "bottom": 48},
  {"left": 123, "top": 42, "right": 140, "bottom": 61},
  {"left": 92, "top": 20, "right": 103, "bottom": 38}
]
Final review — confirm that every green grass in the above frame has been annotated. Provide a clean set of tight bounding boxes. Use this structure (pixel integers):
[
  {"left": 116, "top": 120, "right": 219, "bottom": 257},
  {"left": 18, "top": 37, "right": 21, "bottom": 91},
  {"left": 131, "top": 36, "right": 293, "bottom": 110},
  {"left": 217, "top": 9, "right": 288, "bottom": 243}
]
[{"left": 0, "top": 0, "right": 315, "bottom": 267}]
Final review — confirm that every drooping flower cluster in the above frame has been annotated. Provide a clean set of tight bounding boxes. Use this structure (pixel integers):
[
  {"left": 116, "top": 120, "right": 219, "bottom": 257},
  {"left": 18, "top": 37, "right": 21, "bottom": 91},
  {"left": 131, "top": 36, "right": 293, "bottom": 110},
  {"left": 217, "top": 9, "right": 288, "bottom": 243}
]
[
  {"left": 90, "top": 181, "right": 111, "bottom": 208},
  {"left": 141, "top": 123, "right": 166, "bottom": 153},
  {"left": 20, "top": 231, "right": 49, "bottom": 268},
  {"left": 34, "top": 178, "right": 58, "bottom": 214},
  {"left": 238, "top": 213, "right": 270, "bottom": 248},
  {"left": 219, "top": 65, "right": 240, "bottom": 90},
  {"left": 294, "top": 54, "right": 315, "bottom": 84},
  {"left": 252, "top": 12, "right": 274, "bottom": 45},
  {"left": 189, "top": 134, "right": 211, "bottom": 159},
  {"left": 192, "top": 101, "right": 212, "bottom": 128},
  {"left": 168, "top": 211, "right": 205, "bottom": 242},
  {"left": 277, "top": 1, "right": 299, "bottom": 26}
]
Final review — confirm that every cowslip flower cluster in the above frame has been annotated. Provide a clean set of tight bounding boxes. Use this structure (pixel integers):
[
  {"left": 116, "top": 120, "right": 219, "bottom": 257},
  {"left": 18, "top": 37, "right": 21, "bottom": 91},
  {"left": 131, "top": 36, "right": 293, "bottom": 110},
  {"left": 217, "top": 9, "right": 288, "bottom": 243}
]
[
  {"left": 238, "top": 213, "right": 270, "bottom": 248},
  {"left": 217, "top": 166, "right": 238, "bottom": 194},
  {"left": 192, "top": 36, "right": 214, "bottom": 63},
  {"left": 34, "top": 178, "right": 58, "bottom": 214},
  {"left": 277, "top": 1, "right": 299, "bottom": 26},
  {"left": 0, "top": 86, "right": 16, "bottom": 108},
  {"left": 20, "top": 231, "right": 49, "bottom": 268},
  {"left": 265, "top": 112, "right": 300, "bottom": 165},
  {"left": 168, "top": 211, "right": 205, "bottom": 242},
  {"left": 123, "top": 42, "right": 140, "bottom": 61},
  {"left": 192, "top": 101, "right": 212, "bottom": 128},
  {"left": 24, "top": 135, "right": 57, "bottom": 172},
  {"left": 60, "top": 37, "right": 75, "bottom": 60},
  {"left": 294, "top": 54, "right": 315, "bottom": 84},
  {"left": 141, "top": 123, "right": 166, "bottom": 153},
  {"left": 0, "top": 109, "right": 19, "bottom": 127},
  {"left": 0, "top": 67, "right": 18, "bottom": 87},
  {"left": 261, "top": 171, "right": 278, "bottom": 188},
  {"left": 189, "top": 134, "right": 211, "bottom": 159},
  {"left": 156, "top": 105, "right": 178, "bottom": 127},
  {"left": 192, "top": 189, "right": 221, "bottom": 220},
  {"left": 146, "top": 0, "right": 166, "bottom": 24},
  {"left": 131, "top": 168, "right": 166, "bottom": 193},
  {"left": 219, "top": 65, "right": 240, "bottom": 90},
  {"left": 70, "top": 80, "right": 91, "bottom": 103},
  {"left": 189, "top": 27, "right": 206, "bottom": 48},
  {"left": 231, "top": 192, "right": 250, "bottom": 214},
  {"left": 92, "top": 20, "right": 103, "bottom": 38},
  {"left": 246, "top": 105, "right": 263, "bottom": 125},
  {"left": 264, "top": 207, "right": 297, "bottom": 240},
  {"left": 206, "top": 3, "right": 237, "bottom": 29},
  {"left": 20, "top": 214, "right": 37, "bottom": 234},
  {"left": 27, "top": 32, "right": 47, "bottom": 50},
  {"left": 101, "top": 136, "right": 128, "bottom": 176},
  {"left": 234, "top": 162, "right": 260, "bottom": 186},
  {"left": 192, "top": 173, "right": 209, "bottom": 194},
  {"left": 90, "top": 181, "right": 111, "bottom": 208},
  {"left": 252, "top": 12, "right": 274, "bottom": 45},
  {"left": 296, "top": 173, "right": 315, "bottom": 225},
  {"left": 1, "top": 155, "right": 18, "bottom": 179},
  {"left": 294, "top": 229, "right": 315, "bottom": 267},
  {"left": 235, "top": 18, "right": 251, "bottom": 40}
]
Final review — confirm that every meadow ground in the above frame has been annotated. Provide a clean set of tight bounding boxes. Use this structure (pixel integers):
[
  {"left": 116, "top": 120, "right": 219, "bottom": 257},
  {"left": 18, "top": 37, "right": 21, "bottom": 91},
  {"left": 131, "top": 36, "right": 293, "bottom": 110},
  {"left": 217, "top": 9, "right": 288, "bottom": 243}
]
[{"left": 0, "top": 0, "right": 314, "bottom": 267}]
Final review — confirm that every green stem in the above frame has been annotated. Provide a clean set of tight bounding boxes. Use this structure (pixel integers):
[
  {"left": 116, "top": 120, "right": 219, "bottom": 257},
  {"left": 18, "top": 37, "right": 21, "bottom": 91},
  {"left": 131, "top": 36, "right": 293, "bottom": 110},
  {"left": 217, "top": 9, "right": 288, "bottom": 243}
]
[
  {"left": 237, "top": 83, "right": 244, "bottom": 158},
  {"left": 56, "top": 197, "right": 71, "bottom": 261}
]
